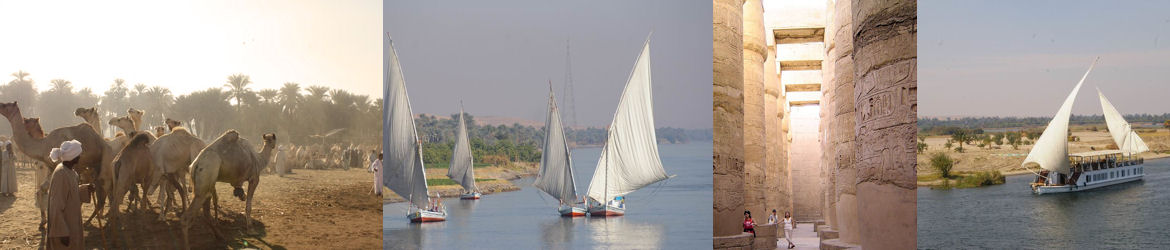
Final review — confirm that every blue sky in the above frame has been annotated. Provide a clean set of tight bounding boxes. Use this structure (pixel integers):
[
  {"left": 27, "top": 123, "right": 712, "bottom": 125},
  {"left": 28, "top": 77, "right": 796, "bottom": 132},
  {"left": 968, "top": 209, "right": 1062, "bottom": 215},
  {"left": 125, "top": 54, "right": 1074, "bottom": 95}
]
[{"left": 920, "top": 0, "right": 1170, "bottom": 117}]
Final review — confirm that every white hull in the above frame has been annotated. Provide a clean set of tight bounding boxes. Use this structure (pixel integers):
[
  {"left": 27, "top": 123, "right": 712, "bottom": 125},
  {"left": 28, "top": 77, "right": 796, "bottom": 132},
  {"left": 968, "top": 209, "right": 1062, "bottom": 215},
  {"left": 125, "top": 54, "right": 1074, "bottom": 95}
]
[
  {"left": 1033, "top": 164, "right": 1144, "bottom": 194},
  {"left": 408, "top": 208, "right": 447, "bottom": 222},
  {"left": 460, "top": 192, "right": 481, "bottom": 200},
  {"left": 559, "top": 206, "right": 587, "bottom": 217}
]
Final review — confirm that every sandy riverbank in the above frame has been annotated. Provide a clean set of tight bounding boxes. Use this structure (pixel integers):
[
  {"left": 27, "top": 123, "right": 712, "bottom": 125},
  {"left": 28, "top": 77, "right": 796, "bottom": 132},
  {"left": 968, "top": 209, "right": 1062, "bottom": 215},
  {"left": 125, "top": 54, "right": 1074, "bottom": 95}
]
[
  {"left": 382, "top": 162, "right": 538, "bottom": 204},
  {"left": 0, "top": 167, "right": 382, "bottom": 249},
  {"left": 916, "top": 128, "right": 1170, "bottom": 186}
]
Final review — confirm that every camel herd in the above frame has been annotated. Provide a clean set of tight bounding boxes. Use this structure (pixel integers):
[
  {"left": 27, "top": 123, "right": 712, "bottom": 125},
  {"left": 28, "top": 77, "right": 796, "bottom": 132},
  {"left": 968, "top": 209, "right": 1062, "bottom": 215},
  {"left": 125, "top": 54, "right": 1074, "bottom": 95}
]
[{"left": 0, "top": 101, "right": 292, "bottom": 249}]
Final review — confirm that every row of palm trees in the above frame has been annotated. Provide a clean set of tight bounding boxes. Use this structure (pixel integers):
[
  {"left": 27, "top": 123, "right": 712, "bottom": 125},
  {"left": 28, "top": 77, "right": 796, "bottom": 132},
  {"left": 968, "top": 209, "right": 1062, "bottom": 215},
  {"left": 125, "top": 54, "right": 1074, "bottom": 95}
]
[{"left": 0, "top": 70, "right": 381, "bottom": 146}]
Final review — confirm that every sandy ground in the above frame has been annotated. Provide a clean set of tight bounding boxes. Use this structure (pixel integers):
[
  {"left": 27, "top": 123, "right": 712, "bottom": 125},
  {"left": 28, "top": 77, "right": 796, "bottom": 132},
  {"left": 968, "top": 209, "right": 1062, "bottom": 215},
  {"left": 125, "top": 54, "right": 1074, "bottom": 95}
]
[
  {"left": 0, "top": 167, "right": 382, "bottom": 249},
  {"left": 916, "top": 128, "right": 1170, "bottom": 186},
  {"left": 383, "top": 162, "right": 537, "bottom": 204}
]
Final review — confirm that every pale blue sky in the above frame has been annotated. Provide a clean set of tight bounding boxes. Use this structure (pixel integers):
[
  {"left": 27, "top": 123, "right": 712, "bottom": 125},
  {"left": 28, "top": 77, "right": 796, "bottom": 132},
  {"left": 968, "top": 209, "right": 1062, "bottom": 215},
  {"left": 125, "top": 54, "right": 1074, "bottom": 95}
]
[
  {"left": 385, "top": 0, "right": 711, "bottom": 129},
  {"left": 920, "top": 1, "right": 1170, "bottom": 117}
]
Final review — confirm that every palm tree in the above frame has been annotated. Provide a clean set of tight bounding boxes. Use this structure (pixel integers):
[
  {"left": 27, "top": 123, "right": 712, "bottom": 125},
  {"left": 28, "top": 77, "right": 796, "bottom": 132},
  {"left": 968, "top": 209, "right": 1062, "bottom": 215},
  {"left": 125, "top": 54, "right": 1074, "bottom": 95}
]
[
  {"left": 8, "top": 70, "right": 29, "bottom": 85},
  {"left": 257, "top": 89, "right": 278, "bottom": 104},
  {"left": 49, "top": 79, "right": 73, "bottom": 93},
  {"left": 225, "top": 73, "right": 253, "bottom": 111},
  {"left": 306, "top": 85, "right": 329, "bottom": 102},
  {"left": 279, "top": 82, "right": 302, "bottom": 114},
  {"left": 4, "top": 70, "right": 38, "bottom": 113}
]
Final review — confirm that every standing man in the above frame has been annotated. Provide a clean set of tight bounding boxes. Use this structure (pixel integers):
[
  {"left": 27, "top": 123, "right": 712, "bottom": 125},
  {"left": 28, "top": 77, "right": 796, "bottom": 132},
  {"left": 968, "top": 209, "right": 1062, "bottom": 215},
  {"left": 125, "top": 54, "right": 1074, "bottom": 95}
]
[
  {"left": 369, "top": 153, "right": 383, "bottom": 196},
  {"left": 46, "top": 140, "right": 87, "bottom": 250}
]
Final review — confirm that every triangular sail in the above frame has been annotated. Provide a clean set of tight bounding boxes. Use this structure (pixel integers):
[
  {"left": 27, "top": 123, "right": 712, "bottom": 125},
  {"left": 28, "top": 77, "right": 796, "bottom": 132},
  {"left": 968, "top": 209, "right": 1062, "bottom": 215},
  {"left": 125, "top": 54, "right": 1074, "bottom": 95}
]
[
  {"left": 1022, "top": 59, "right": 1097, "bottom": 175},
  {"left": 447, "top": 105, "right": 477, "bottom": 192},
  {"left": 384, "top": 36, "right": 431, "bottom": 207},
  {"left": 1098, "top": 89, "right": 1149, "bottom": 154},
  {"left": 586, "top": 36, "right": 670, "bottom": 202},
  {"left": 534, "top": 83, "right": 577, "bottom": 202}
]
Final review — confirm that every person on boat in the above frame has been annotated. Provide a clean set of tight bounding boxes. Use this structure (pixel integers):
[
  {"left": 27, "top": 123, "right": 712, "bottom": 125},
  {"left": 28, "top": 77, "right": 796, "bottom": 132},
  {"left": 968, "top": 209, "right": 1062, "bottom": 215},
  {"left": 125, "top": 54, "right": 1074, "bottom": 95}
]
[
  {"left": 767, "top": 209, "right": 778, "bottom": 224},
  {"left": 743, "top": 210, "right": 756, "bottom": 237},
  {"left": 369, "top": 153, "right": 383, "bottom": 196},
  {"left": 1, "top": 142, "right": 17, "bottom": 197},
  {"left": 783, "top": 211, "right": 795, "bottom": 249},
  {"left": 46, "top": 140, "right": 90, "bottom": 250}
]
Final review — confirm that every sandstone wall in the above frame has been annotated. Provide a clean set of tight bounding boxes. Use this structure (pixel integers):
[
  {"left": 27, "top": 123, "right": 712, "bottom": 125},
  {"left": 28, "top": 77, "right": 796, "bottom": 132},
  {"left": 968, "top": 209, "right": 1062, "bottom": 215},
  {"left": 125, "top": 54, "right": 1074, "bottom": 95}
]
[
  {"left": 763, "top": 32, "right": 789, "bottom": 218},
  {"left": 712, "top": 0, "right": 747, "bottom": 238},
  {"left": 741, "top": 0, "right": 768, "bottom": 219},
  {"left": 788, "top": 104, "right": 822, "bottom": 221},
  {"left": 828, "top": 0, "right": 861, "bottom": 244},
  {"left": 851, "top": 0, "right": 917, "bottom": 249}
]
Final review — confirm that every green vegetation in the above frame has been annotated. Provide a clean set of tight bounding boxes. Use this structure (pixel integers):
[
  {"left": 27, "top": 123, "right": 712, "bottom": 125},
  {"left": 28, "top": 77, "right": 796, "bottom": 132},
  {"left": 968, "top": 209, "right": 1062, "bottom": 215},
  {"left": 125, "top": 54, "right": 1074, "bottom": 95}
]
[
  {"left": 415, "top": 112, "right": 711, "bottom": 166},
  {"left": 920, "top": 114, "right": 1170, "bottom": 133},
  {"left": 929, "top": 152, "right": 954, "bottom": 178},
  {"left": 426, "top": 178, "right": 497, "bottom": 186}
]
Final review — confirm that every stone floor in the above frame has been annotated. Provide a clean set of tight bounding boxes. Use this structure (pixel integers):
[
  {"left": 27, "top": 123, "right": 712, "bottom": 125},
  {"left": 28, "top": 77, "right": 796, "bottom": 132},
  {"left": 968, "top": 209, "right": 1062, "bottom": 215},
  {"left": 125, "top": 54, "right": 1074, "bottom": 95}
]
[{"left": 776, "top": 223, "right": 819, "bottom": 250}]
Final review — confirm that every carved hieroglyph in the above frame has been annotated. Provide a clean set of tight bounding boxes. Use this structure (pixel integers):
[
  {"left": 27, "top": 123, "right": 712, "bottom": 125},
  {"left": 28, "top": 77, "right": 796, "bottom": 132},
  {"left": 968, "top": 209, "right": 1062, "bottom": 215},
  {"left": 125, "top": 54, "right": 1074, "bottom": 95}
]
[
  {"left": 852, "top": 0, "right": 917, "bottom": 249},
  {"left": 712, "top": 0, "right": 747, "bottom": 238},
  {"left": 741, "top": 0, "right": 768, "bottom": 221}
]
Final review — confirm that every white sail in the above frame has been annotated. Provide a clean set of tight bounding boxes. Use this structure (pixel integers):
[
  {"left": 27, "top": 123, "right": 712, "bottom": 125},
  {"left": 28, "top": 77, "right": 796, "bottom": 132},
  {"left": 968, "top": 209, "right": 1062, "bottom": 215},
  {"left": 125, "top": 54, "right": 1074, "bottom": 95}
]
[
  {"left": 384, "top": 36, "right": 431, "bottom": 207},
  {"left": 447, "top": 105, "right": 477, "bottom": 192},
  {"left": 534, "top": 83, "right": 577, "bottom": 202},
  {"left": 586, "top": 37, "right": 670, "bottom": 203},
  {"left": 1098, "top": 89, "right": 1149, "bottom": 154},
  {"left": 1022, "top": 59, "right": 1097, "bottom": 175}
]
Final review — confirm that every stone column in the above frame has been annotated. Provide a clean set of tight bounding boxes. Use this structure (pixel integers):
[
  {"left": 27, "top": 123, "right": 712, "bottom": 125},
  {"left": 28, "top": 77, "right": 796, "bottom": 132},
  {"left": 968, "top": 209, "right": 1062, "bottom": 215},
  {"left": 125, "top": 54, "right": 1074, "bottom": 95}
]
[
  {"left": 712, "top": 0, "right": 747, "bottom": 239},
  {"left": 852, "top": 0, "right": 917, "bottom": 249},
  {"left": 820, "top": 0, "right": 838, "bottom": 231},
  {"left": 763, "top": 28, "right": 790, "bottom": 227},
  {"left": 742, "top": 0, "right": 767, "bottom": 222},
  {"left": 829, "top": 0, "right": 861, "bottom": 244}
]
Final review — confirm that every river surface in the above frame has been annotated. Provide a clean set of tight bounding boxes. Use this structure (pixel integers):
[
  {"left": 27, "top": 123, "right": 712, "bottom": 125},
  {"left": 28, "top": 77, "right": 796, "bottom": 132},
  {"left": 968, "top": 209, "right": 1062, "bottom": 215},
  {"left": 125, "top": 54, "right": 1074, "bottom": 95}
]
[
  {"left": 384, "top": 142, "right": 712, "bottom": 249},
  {"left": 918, "top": 158, "right": 1170, "bottom": 249}
]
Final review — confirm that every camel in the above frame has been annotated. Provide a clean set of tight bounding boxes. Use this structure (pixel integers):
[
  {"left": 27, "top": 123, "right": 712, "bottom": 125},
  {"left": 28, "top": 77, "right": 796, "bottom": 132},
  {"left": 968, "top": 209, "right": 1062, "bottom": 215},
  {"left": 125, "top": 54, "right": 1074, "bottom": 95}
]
[
  {"left": 155, "top": 126, "right": 166, "bottom": 138},
  {"left": 165, "top": 118, "right": 182, "bottom": 131},
  {"left": 0, "top": 102, "right": 116, "bottom": 226},
  {"left": 22, "top": 118, "right": 45, "bottom": 139},
  {"left": 75, "top": 107, "right": 102, "bottom": 135},
  {"left": 148, "top": 125, "right": 206, "bottom": 220},
  {"left": 107, "top": 132, "right": 156, "bottom": 241},
  {"left": 181, "top": 131, "right": 275, "bottom": 248},
  {"left": 127, "top": 108, "right": 144, "bottom": 131}
]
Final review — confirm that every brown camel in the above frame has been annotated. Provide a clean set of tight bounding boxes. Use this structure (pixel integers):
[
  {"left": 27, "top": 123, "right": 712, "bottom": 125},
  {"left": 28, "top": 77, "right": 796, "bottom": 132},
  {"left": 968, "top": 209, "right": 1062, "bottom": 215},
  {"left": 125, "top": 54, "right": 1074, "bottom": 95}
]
[
  {"left": 165, "top": 118, "right": 182, "bottom": 131},
  {"left": 22, "top": 118, "right": 45, "bottom": 139},
  {"left": 155, "top": 126, "right": 166, "bottom": 137},
  {"left": 107, "top": 132, "right": 156, "bottom": 242},
  {"left": 0, "top": 102, "right": 115, "bottom": 226},
  {"left": 148, "top": 126, "right": 206, "bottom": 220},
  {"left": 180, "top": 131, "right": 275, "bottom": 249},
  {"left": 74, "top": 107, "right": 102, "bottom": 135},
  {"left": 127, "top": 108, "right": 144, "bottom": 131}
]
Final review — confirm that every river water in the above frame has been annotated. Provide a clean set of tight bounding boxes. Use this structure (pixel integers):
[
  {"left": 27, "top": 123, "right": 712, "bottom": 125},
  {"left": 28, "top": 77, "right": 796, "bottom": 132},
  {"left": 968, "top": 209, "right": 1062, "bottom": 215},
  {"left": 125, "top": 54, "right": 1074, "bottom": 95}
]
[
  {"left": 918, "top": 157, "right": 1170, "bottom": 249},
  {"left": 384, "top": 142, "right": 712, "bottom": 249}
]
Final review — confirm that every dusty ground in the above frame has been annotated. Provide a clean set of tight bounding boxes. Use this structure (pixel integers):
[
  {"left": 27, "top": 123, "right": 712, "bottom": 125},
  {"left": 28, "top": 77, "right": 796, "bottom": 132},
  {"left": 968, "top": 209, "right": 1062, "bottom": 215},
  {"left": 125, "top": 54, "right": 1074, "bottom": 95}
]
[
  {"left": 917, "top": 127, "right": 1170, "bottom": 186},
  {"left": 0, "top": 167, "right": 382, "bottom": 249},
  {"left": 383, "top": 162, "right": 537, "bottom": 203}
]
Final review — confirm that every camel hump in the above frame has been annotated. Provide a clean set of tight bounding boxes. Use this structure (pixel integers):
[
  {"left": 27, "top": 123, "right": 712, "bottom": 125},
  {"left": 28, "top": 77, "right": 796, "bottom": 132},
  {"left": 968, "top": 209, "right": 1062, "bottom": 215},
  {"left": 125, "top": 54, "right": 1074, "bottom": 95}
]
[
  {"left": 222, "top": 130, "right": 240, "bottom": 143},
  {"left": 128, "top": 132, "right": 152, "bottom": 147},
  {"left": 171, "top": 127, "right": 191, "bottom": 135}
]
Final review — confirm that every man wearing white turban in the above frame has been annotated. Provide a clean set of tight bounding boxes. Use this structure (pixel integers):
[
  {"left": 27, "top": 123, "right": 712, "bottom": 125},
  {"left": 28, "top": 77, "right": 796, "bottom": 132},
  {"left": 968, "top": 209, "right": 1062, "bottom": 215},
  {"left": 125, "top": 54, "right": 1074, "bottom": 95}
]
[{"left": 46, "top": 140, "right": 87, "bottom": 250}]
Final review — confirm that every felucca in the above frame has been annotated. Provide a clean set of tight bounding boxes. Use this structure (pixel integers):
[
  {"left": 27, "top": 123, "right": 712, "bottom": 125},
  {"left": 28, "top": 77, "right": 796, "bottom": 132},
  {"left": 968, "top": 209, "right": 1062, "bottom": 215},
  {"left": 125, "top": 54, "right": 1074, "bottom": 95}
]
[
  {"left": 385, "top": 34, "right": 446, "bottom": 222},
  {"left": 585, "top": 35, "right": 674, "bottom": 216},
  {"left": 534, "top": 81, "right": 586, "bottom": 216},
  {"left": 1026, "top": 58, "right": 1147, "bottom": 194},
  {"left": 448, "top": 103, "right": 481, "bottom": 200}
]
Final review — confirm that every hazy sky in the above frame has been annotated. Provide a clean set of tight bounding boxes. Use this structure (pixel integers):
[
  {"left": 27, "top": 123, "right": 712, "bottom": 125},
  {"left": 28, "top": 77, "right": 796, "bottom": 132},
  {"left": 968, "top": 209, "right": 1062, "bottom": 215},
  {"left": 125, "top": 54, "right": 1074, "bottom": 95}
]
[
  {"left": 920, "top": 1, "right": 1170, "bottom": 117},
  {"left": 0, "top": 0, "right": 381, "bottom": 96},
  {"left": 385, "top": 0, "right": 712, "bottom": 129}
]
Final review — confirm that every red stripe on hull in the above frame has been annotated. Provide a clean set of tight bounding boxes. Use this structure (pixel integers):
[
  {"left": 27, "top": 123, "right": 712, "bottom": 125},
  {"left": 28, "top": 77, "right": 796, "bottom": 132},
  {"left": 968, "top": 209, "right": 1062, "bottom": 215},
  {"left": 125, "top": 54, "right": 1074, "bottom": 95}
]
[
  {"left": 410, "top": 217, "right": 446, "bottom": 223},
  {"left": 590, "top": 210, "right": 625, "bottom": 216},
  {"left": 460, "top": 196, "right": 480, "bottom": 200},
  {"left": 561, "top": 211, "right": 586, "bottom": 217}
]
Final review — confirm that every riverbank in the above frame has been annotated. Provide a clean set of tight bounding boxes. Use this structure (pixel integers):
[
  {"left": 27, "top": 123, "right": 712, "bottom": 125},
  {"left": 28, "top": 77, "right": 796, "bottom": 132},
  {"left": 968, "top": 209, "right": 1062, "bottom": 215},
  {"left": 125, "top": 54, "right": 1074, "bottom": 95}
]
[
  {"left": 383, "top": 162, "right": 537, "bottom": 203},
  {"left": 916, "top": 128, "right": 1170, "bottom": 187}
]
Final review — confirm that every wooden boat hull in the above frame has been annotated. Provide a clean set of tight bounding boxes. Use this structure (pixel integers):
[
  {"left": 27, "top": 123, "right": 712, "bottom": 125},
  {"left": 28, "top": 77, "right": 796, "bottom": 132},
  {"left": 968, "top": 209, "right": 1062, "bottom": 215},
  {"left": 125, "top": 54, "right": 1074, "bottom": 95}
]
[
  {"left": 408, "top": 209, "right": 447, "bottom": 223},
  {"left": 460, "top": 192, "right": 481, "bottom": 200},
  {"left": 559, "top": 206, "right": 587, "bottom": 217},
  {"left": 588, "top": 204, "right": 625, "bottom": 217}
]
